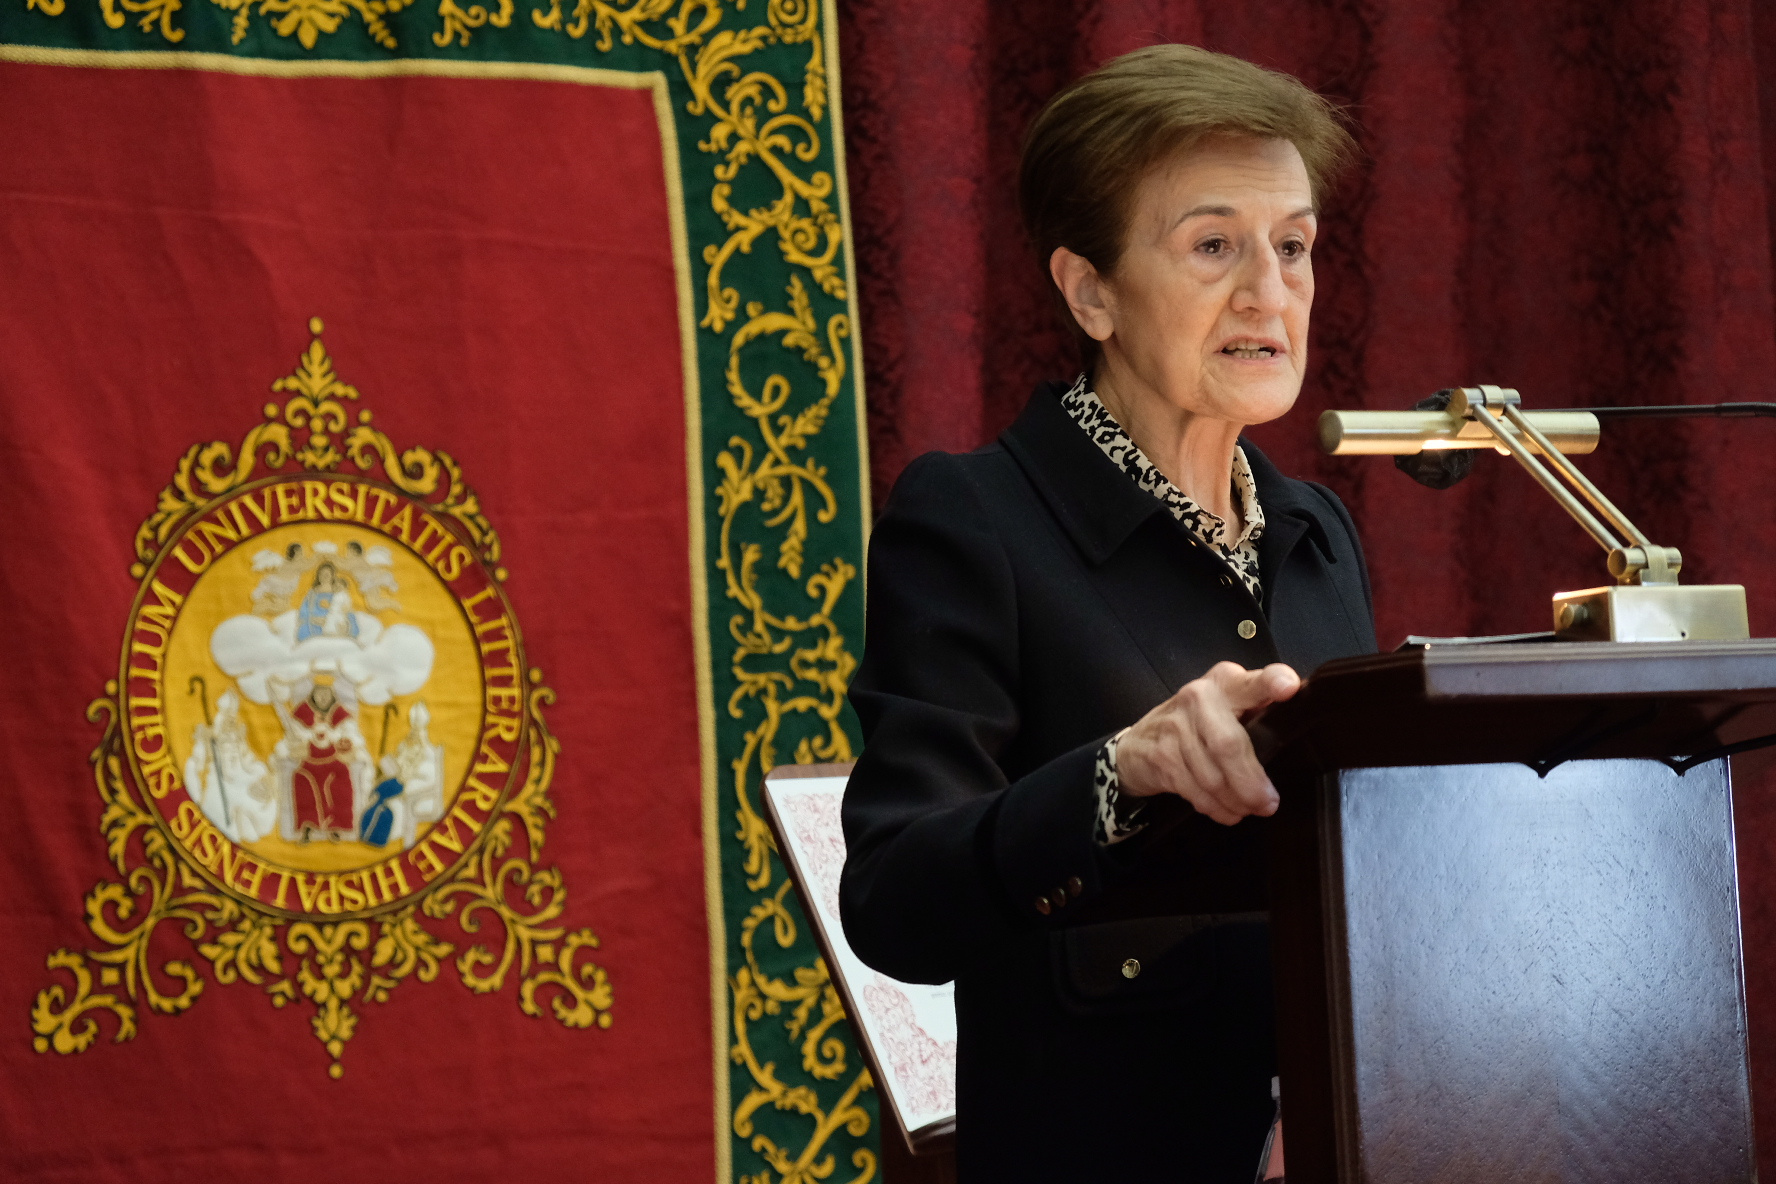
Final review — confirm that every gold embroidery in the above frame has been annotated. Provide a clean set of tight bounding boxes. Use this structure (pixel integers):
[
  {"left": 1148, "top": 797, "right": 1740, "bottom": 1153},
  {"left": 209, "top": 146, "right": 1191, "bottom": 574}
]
[
  {"left": 731, "top": 883, "right": 874, "bottom": 1184},
  {"left": 8, "top": 9, "right": 870, "bottom": 1171},
  {"left": 714, "top": 272, "right": 866, "bottom": 1179},
  {"left": 433, "top": 0, "right": 509, "bottom": 46},
  {"left": 26, "top": 1, "right": 846, "bottom": 355},
  {"left": 100, "top": 0, "right": 185, "bottom": 41},
  {"left": 32, "top": 321, "right": 613, "bottom": 1077}
]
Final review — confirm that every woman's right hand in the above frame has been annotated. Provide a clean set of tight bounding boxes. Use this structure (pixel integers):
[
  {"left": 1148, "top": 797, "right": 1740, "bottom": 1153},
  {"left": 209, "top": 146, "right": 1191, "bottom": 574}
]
[{"left": 1114, "top": 661, "right": 1301, "bottom": 826}]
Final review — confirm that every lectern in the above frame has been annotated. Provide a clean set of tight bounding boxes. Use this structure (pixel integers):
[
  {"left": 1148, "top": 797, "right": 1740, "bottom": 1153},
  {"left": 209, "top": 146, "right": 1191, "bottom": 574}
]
[{"left": 1253, "top": 638, "right": 1776, "bottom": 1183}]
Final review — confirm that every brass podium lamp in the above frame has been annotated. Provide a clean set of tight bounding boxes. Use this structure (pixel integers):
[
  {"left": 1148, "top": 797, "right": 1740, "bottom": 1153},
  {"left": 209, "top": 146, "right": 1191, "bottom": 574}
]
[{"left": 1319, "top": 385, "right": 1749, "bottom": 642}]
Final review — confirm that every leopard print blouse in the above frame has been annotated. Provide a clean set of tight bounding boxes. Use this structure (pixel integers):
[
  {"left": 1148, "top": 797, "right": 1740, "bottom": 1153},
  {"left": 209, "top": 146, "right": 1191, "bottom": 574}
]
[{"left": 1055, "top": 374, "right": 1266, "bottom": 845}]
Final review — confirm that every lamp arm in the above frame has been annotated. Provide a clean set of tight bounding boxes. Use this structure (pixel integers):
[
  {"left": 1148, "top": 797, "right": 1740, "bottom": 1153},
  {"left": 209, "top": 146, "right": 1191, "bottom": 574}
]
[
  {"left": 1316, "top": 385, "right": 1750, "bottom": 641},
  {"left": 1455, "top": 387, "right": 1680, "bottom": 585}
]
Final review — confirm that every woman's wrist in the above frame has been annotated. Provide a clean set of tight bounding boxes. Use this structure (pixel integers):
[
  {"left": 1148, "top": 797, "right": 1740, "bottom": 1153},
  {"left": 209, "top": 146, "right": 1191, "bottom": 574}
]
[{"left": 1094, "top": 727, "right": 1149, "bottom": 845}]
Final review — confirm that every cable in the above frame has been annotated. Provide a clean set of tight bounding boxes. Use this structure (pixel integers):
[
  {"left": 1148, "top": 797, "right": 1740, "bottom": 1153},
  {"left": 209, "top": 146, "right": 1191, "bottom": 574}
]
[{"left": 1542, "top": 403, "right": 1776, "bottom": 419}]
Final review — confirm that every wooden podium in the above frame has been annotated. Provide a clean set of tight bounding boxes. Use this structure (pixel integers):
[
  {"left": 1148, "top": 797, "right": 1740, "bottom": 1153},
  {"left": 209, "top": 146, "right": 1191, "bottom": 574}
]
[{"left": 1253, "top": 638, "right": 1776, "bottom": 1183}]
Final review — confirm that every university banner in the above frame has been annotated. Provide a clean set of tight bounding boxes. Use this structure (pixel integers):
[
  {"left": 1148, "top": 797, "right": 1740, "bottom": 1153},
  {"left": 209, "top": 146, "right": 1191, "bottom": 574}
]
[{"left": 0, "top": 3, "right": 872, "bottom": 1180}]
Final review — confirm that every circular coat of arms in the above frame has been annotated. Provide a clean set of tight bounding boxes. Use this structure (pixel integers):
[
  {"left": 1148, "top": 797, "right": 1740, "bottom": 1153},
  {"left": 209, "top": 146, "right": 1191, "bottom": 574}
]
[
  {"left": 31, "top": 319, "right": 610, "bottom": 1077},
  {"left": 127, "top": 476, "right": 523, "bottom": 917}
]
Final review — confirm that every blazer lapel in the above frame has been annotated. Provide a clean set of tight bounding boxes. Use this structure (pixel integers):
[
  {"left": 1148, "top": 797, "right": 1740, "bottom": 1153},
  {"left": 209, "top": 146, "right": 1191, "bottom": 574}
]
[
  {"left": 1245, "top": 443, "right": 1337, "bottom": 613},
  {"left": 998, "top": 381, "right": 1167, "bottom": 565},
  {"left": 1001, "top": 387, "right": 1264, "bottom": 692},
  {"left": 1000, "top": 387, "right": 1348, "bottom": 690}
]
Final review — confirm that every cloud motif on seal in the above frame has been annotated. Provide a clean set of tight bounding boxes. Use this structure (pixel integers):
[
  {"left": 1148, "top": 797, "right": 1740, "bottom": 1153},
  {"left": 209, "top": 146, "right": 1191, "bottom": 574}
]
[{"left": 210, "top": 608, "right": 435, "bottom": 706}]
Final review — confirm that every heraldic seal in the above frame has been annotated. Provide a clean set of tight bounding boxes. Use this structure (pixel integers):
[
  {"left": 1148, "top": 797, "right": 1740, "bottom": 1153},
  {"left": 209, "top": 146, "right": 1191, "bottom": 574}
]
[{"left": 31, "top": 318, "right": 613, "bottom": 1076}]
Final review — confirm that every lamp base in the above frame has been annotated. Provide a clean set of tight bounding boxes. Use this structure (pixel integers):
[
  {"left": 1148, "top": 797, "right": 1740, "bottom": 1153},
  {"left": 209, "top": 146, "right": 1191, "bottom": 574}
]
[{"left": 1552, "top": 585, "right": 1749, "bottom": 642}]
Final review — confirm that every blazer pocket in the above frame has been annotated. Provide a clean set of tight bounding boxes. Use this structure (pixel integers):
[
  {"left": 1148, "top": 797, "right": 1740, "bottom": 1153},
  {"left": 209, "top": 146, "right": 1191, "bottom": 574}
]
[{"left": 1050, "top": 912, "right": 1268, "bottom": 1017}]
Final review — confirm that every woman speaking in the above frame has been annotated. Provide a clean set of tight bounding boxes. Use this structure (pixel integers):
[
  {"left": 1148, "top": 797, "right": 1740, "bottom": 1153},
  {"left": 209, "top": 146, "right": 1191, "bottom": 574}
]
[{"left": 840, "top": 45, "right": 1376, "bottom": 1180}]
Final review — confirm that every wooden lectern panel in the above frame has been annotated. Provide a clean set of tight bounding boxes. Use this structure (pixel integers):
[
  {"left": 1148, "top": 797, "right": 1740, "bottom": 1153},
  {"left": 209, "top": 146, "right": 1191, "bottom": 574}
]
[
  {"left": 1325, "top": 759, "right": 1752, "bottom": 1182},
  {"left": 1255, "top": 638, "right": 1776, "bottom": 775},
  {"left": 1256, "top": 642, "right": 1776, "bottom": 1184}
]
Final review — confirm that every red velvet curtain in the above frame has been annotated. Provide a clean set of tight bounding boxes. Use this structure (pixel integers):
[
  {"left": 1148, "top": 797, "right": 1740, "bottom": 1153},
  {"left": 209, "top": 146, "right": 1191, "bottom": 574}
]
[{"left": 838, "top": 0, "right": 1776, "bottom": 1171}]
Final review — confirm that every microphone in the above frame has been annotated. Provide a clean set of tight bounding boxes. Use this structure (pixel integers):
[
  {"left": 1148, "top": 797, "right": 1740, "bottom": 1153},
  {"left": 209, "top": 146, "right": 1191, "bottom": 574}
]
[{"left": 1395, "top": 391, "right": 1473, "bottom": 490}]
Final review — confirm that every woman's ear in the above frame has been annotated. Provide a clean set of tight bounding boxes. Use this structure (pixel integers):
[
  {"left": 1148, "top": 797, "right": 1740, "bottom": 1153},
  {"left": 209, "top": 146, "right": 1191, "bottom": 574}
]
[{"left": 1049, "top": 246, "right": 1115, "bottom": 343}]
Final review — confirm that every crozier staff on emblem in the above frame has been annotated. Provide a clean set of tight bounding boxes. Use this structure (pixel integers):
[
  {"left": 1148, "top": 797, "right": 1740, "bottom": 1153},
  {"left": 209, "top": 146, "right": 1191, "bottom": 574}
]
[
  {"left": 31, "top": 320, "right": 612, "bottom": 1076},
  {"left": 152, "top": 500, "right": 491, "bottom": 914},
  {"left": 195, "top": 541, "right": 445, "bottom": 849}
]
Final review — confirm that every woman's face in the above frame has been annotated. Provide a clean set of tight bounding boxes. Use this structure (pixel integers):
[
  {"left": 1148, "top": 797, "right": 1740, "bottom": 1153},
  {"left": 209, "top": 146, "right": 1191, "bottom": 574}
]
[{"left": 1085, "top": 135, "right": 1316, "bottom": 427}]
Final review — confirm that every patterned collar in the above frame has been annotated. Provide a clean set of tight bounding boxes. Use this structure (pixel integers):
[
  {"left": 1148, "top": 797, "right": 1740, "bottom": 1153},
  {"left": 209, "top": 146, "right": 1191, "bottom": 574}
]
[{"left": 1058, "top": 373, "right": 1265, "bottom": 597}]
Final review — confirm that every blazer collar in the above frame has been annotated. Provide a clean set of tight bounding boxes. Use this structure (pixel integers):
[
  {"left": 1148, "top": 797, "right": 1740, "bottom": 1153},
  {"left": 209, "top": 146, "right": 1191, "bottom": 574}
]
[
  {"left": 1245, "top": 437, "right": 1339, "bottom": 593},
  {"left": 1000, "top": 381, "right": 1339, "bottom": 571},
  {"left": 1000, "top": 381, "right": 1166, "bottom": 565}
]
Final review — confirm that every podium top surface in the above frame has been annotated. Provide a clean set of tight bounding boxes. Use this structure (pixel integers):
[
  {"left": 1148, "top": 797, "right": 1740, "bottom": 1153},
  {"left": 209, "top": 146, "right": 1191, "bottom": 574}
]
[{"left": 1252, "top": 638, "right": 1776, "bottom": 773}]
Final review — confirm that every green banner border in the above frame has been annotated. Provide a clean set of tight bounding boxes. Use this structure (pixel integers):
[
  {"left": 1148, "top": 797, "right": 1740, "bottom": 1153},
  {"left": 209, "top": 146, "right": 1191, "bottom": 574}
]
[{"left": 0, "top": 0, "right": 875, "bottom": 1177}]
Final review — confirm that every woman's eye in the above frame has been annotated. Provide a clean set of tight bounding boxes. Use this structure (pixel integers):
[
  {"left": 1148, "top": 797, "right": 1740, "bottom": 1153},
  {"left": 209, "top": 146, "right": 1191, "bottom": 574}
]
[
  {"left": 1197, "top": 238, "right": 1228, "bottom": 255},
  {"left": 1280, "top": 239, "right": 1309, "bottom": 258}
]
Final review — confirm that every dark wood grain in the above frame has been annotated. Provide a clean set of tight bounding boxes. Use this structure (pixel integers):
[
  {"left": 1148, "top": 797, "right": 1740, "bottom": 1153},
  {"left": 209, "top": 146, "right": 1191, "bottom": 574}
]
[
  {"left": 1269, "top": 772, "right": 1347, "bottom": 1183},
  {"left": 1252, "top": 639, "right": 1776, "bottom": 775},
  {"left": 878, "top": 1125, "right": 959, "bottom": 1184},
  {"left": 1266, "top": 642, "right": 1771, "bottom": 1183}
]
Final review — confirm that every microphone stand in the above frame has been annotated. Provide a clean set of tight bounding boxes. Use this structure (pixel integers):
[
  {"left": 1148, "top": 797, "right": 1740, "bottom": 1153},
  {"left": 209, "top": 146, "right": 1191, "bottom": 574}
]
[{"left": 1544, "top": 403, "right": 1776, "bottom": 420}]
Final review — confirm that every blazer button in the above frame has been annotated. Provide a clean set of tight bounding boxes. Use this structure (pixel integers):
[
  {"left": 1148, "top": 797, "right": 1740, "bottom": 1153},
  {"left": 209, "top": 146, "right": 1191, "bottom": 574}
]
[
  {"left": 1034, "top": 895, "right": 1052, "bottom": 916},
  {"left": 1052, "top": 886, "right": 1069, "bottom": 907},
  {"left": 1122, "top": 958, "right": 1141, "bottom": 979},
  {"left": 1066, "top": 875, "right": 1084, "bottom": 897},
  {"left": 1238, "top": 619, "right": 1258, "bottom": 639}
]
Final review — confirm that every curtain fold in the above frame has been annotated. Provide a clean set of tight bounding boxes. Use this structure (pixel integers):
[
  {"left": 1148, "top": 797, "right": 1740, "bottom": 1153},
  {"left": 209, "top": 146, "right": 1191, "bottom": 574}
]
[{"left": 839, "top": 2, "right": 1776, "bottom": 1173}]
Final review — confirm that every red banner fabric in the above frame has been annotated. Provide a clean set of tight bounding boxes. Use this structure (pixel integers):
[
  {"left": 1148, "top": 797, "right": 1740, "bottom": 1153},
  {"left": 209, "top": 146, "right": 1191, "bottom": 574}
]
[{"left": 0, "top": 59, "right": 714, "bottom": 1181}]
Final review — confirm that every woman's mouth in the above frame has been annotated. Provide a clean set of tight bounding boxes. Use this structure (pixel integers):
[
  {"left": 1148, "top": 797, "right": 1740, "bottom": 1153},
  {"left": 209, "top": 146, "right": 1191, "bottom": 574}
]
[{"left": 1220, "top": 339, "right": 1279, "bottom": 359}]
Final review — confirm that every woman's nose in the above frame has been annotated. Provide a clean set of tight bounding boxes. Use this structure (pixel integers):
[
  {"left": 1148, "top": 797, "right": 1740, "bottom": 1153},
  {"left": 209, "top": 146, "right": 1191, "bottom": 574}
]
[{"left": 1233, "top": 244, "right": 1288, "bottom": 314}]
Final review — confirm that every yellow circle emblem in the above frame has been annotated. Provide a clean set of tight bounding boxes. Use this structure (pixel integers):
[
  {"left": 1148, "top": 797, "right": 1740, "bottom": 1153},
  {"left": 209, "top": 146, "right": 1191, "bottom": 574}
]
[{"left": 122, "top": 475, "right": 528, "bottom": 918}]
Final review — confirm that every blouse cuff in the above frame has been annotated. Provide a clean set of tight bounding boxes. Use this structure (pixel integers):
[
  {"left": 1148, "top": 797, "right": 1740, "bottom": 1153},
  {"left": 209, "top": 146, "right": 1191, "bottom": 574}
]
[{"left": 1092, "top": 726, "right": 1149, "bottom": 846}]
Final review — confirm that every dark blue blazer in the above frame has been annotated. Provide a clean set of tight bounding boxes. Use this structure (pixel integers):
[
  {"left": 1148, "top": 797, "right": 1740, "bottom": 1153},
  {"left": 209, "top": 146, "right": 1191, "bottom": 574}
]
[{"left": 841, "top": 382, "right": 1376, "bottom": 1181}]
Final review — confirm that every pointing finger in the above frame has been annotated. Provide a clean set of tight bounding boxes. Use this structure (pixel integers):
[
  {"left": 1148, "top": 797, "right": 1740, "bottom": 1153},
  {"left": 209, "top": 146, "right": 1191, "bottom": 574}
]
[{"left": 1209, "top": 661, "right": 1301, "bottom": 714}]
